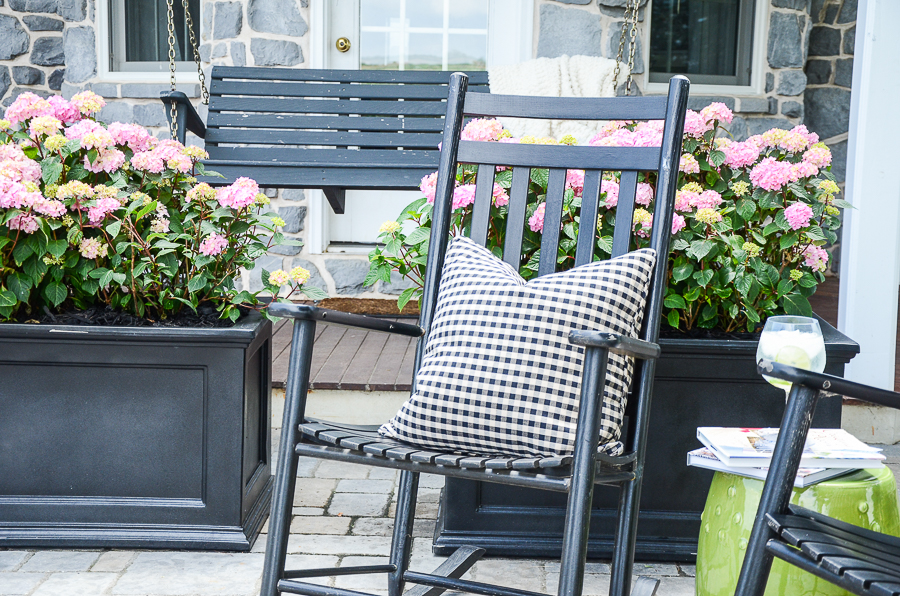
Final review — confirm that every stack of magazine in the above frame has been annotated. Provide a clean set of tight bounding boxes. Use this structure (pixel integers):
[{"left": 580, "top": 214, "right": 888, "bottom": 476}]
[{"left": 688, "top": 427, "right": 886, "bottom": 488}]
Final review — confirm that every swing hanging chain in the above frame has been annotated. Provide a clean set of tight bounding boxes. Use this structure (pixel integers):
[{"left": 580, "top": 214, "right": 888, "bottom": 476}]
[
  {"left": 612, "top": 0, "right": 640, "bottom": 96},
  {"left": 626, "top": 0, "right": 639, "bottom": 96},
  {"left": 166, "top": 0, "right": 179, "bottom": 141},
  {"left": 182, "top": 0, "right": 210, "bottom": 106}
]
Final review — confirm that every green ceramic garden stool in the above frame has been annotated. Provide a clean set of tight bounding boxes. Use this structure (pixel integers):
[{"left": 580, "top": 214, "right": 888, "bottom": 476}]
[{"left": 696, "top": 467, "right": 900, "bottom": 596}]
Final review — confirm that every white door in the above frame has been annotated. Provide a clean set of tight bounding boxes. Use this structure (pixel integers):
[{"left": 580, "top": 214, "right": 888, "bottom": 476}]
[{"left": 310, "top": 0, "right": 533, "bottom": 253}]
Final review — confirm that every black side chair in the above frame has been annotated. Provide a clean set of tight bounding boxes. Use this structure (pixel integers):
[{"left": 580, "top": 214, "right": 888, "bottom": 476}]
[
  {"left": 735, "top": 360, "right": 900, "bottom": 596},
  {"left": 261, "top": 73, "right": 690, "bottom": 596}
]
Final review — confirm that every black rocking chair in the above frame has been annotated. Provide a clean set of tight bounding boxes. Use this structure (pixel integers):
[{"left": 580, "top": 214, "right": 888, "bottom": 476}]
[
  {"left": 735, "top": 360, "right": 900, "bottom": 596},
  {"left": 261, "top": 73, "right": 690, "bottom": 596}
]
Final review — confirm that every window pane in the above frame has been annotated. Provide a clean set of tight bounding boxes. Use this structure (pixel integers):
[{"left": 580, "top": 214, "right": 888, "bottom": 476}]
[
  {"left": 405, "top": 33, "right": 442, "bottom": 70},
  {"left": 448, "top": 0, "right": 487, "bottom": 29},
  {"left": 448, "top": 34, "right": 486, "bottom": 71},
  {"left": 360, "top": 30, "right": 400, "bottom": 70},
  {"left": 360, "top": 0, "right": 400, "bottom": 27},
  {"left": 118, "top": 0, "right": 200, "bottom": 65},
  {"left": 406, "top": 0, "right": 443, "bottom": 28},
  {"left": 649, "top": 0, "right": 748, "bottom": 83}
]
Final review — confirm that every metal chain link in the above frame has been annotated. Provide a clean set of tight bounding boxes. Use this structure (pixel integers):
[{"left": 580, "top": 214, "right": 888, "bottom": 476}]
[
  {"left": 612, "top": 0, "right": 640, "bottom": 96},
  {"left": 182, "top": 0, "right": 209, "bottom": 105},
  {"left": 166, "top": 0, "right": 179, "bottom": 140},
  {"left": 625, "top": 0, "right": 639, "bottom": 96}
]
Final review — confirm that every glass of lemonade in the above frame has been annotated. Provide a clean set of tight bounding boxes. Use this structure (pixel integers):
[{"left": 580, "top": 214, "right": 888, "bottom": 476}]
[{"left": 756, "top": 315, "right": 826, "bottom": 397}]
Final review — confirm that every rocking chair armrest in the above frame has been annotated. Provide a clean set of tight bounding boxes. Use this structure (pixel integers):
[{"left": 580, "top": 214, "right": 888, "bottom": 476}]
[
  {"left": 568, "top": 331, "right": 660, "bottom": 360},
  {"left": 758, "top": 359, "right": 900, "bottom": 409},
  {"left": 267, "top": 303, "right": 424, "bottom": 338},
  {"left": 159, "top": 91, "right": 207, "bottom": 139}
]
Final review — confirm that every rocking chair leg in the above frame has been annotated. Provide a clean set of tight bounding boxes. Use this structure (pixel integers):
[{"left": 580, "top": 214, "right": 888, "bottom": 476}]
[
  {"left": 558, "top": 347, "right": 609, "bottom": 596},
  {"left": 388, "top": 470, "right": 420, "bottom": 596},
  {"left": 608, "top": 479, "right": 640, "bottom": 596},
  {"left": 260, "top": 320, "right": 317, "bottom": 596}
]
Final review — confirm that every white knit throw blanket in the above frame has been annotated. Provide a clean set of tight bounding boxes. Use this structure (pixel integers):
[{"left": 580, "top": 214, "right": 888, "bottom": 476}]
[{"left": 488, "top": 55, "right": 627, "bottom": 144}]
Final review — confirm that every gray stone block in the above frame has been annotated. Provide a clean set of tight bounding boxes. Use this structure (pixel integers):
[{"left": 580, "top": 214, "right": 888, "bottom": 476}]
[
  {"left": 598, "top": 4, "right": 645, "bottom": 21},
  {"left": 263, "top": 187, "right": 277, "bottom": 197},
  {"left": 202, "top": 1, "right": 212, "bottom": 40},
  {"left": 212, "top": 42, "right": 227, "bottom": 59},
  {"left": 771, "top": 0, "right": 810, "bottom": 9},
  {"left": 811, "top": 0, "right": 827, "bottom": 23},
  {"left": 47, "top": 68, "right": 64, "bottom": 90},
  {"left": 777, "top": 70, "right": 807, "bottom": 96},
  {"left": 834, "top": 58, "right": 853, "bottom": 88},
  {"left": 607, "top": 21, "right": 643, "bottom": 73},
  {"left": 328, "top": 492, "right": 390, "bottom": 517},
  {"left": 537, "top": 4, "right": 602, "bottom": 59},
  {"left": 249, "top": 255, "right": 285, "bottom": 292},
  {"left": 12, "top": 65, "right": 43, "bottom": 85},
  {"left": 231, "top": 41, "right": 246, "bottom": 67},
  {"left": 781, "top": 100, "right": 803, "bottom": 118},
  {"left": 31, "top": 36, "right": 64, "bottom": 66},
  {"left": 0, "top": 15, "right": 30, "bottom": 60},
  {"left": 768, "top": 97, "right": 778, "bottom": 115},
  {"left": 325, "top": 259, "right": 370, "bottom": 295},
  {"left": 214, "top": 1, "right": 242, "bottom": 39},
  {"left": 0, "top": 67, "right": 10, "bottom": 99},
  {"left": 843, "top": 26, "right": 855, "bottom": 55},
  {"left": 57, "top": 0, "right": 85, "bottom": 21},
  {"left": 380, "top": 271, "right": 415, "bottom": 295},
  {"left": 729, "top": 114, "right": 748, "bottom": 140},
  {"left": 90, "top": 82, "right": 117, "bottom": 97},
  {"left": 282, "top": 188, "right": 306, "bottom": 201},
  {"left": 251, "top": 38, "right": 302, "bottom": 66},
  {"left": 22, "top": 14, "right": 63, "bottom": 30},
  {"left": 809, "top": 25, "right": 841, "bottom": 56},
  {"left": 805, "top": 59, "right": 832, "bottom": 84},
  {"left": 60, "top": 81, "right": 80, "bottom": 99},
  {"left": 829, "top": 138, "right": 847, "bottom": 182},
  {"left": 686, "top": 96, "right": 735, "bottom": 111},
  {"left": 737, "top": 96, "right": 770, "bottom": 113},
  {"left": 199, "top": 42, "right": 211, "bottom": 63},
  {"left": 263, "top": 236, "right": 304, "bottom": 255},
  {"left": 824, "top": 3, "right": 838, "bottom": 24},
  {"left": 744, "top": 117, "right": 793, "bottom": 136},
  {"left": 279, "top": 205, "right": 306, "bottom": 233},
  {"left": 63, "top": 26, "right": 96, "bottom": 83},
  {"left": 20, "top": 551, "right": 99, "bottom": 572},
  {"left": 765, "top": 72, "right": 774, "bottom": 93},
  {"left": 837, "top": 0, "right": 856, "bottom": 24},
  {"left": 99, "top": 100, "right": 133, "bottom": 124},
  {"left": 804, "top": 86, "right": 851, "bottom": 139},
  {"left": 111, "top": 552, "right": 267, "bottom": 596},
  {"left": 8, "top": 0, "right": 57, "bottom": 12},
  {"left": 133, "top": 103, "right": 167, "bottom": 127},
  {"left": 767, "top": 12, "right": 806, "bottom": 68},
  {"left": 249, "top": 0, "right": 308, "bottom": 36},
  {"left": 287, "top": 258, "right": 327, "bottom": 292}
]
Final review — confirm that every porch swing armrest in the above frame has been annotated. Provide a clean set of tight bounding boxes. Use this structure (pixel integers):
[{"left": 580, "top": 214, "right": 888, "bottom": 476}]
[
  {"left": 159, "top": 91, "right": 207, "bottom": 139},
  {"left": 568, "top": 331, "right": 660, "bottom": 360},
  {"left": 268, "top": 303, "right": 424, "bottom": 338}
]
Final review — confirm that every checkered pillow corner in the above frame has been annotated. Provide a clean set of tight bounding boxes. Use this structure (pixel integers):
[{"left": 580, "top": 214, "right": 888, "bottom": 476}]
[{"left": 379, "top": 236, "right": 657, "bottom": 458}]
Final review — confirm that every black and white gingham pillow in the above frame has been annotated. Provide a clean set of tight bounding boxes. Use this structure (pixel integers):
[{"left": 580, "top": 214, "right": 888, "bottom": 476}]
[{"left": 379, "top": 237, "right": 656, "bottom": 457}]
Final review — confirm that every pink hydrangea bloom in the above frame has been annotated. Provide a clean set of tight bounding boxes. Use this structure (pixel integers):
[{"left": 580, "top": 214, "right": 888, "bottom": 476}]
[
  {"left": 722, "top": 141, "right": 760, "bottom": 169},
  {"left": 566, "top": 170, "right": 585, "bottom": 197},
  {"left": 451, "top": 184, "right": 476, "bottom": 210},
  {"left": 65, "top": 119, "right": 104, "bottom": 142},
  {"left": 601, "top": 179, "right": 619, "bottom": 208},
  {"left": 47, "top": 95, "right": 81, "bottom": 124},
  {"left": 749, "top": 157, "right": 793, "bottom": 191},
  {"left": 0, "top": 180, "right": 29, "bottom": 208},
  {"left": 675, "top": 190, "right": 696, "bottom": 212},
  {"left": 79, "top": 237, "right": 106, "bottom": 259},
  {"left": 33, "top": 198, "right": 66, "bottom": 217},
  {"left": 789, "top": 160, "right": 819, "bottom": 182},
  {"left": 635, "top": 182, "right": 654, "bottom": 206},
  {"left": 131, "top": 140, "right": 192, "bottom": 174},
  {"left": 802, "top": 144, "right": 832, "bottom": 169},
  {"left": 671, "top": 213, "right": 686, "bottom": 234},
  {"left": 680, "top": 154, "right": 700, "bottom": 174},
  {"left": 632, "top": 208, "right": 653, "bottom": 238},
  {"left": 492, "top": 183, "right": 509, "bottom": 207},
  {"left": 420, "top": 172, "right": 438, "bottom": 203},
  {"left": 802, "top": 245, "right": 829, "bottom": 272},
  {"left": 130, "top": 150, "right": 165, "bottom": 174},
  {"left": 199, "top": 233, "right": 229, "bottom": 256},
  {"left": 791, "top": 124, "right": 819, "bottom": 146},
  {"left": 84, "top": 148, "right": 126, "bottom": 174},
  {"left": 683, "top": 110, "right": 712, "bottom": 138},
  {"left": 589, "top": 127, "right": 661, "bottom": 148},
  {"left": 784, "top": 202, "right": 814, "bottom": 230},
  {"left": 216, "top": 177, "right": 259, "bottom": 209},
  {"left": 0, "top": 145, "right": 41, "bottom": 183},
  {"left": 108, "top": 122, "right": 154, "bottom": 152},
  {"left": 70, "top": 91, "right": 106, "bottom": 116},
  {"left": 28, "top": 115, "right": 62, "bottom": 138},
  {"left": 7, "top": 213, "right": 39, "bottom": 233},
  {"left": 528, "top": 202, "right": 545, "bottom": 232},
  {"left": 461, "top": 119, "right": 504, "bottom": 142},
  {"left": 778, "top": 131, "right": 810, "bottom": 154},
  {"left": 79, "top": 127, "right": 114, "bottom": 151},
  {"left": 4, "top": 92, "right": 53, "bottom": 125},
  {"left": 700, "top": 102, "right": 734, "bottom": 125},
  {"left": 87, "top": 197, "right": 122, "bottom": 224},
  {"left": 692, "top": 190, "right": 724, "bottom": 209}
]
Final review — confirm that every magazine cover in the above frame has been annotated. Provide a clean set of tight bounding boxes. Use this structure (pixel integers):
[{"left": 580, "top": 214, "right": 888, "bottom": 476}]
[{"left": 686, "top": 448, "right": 855, "bottom": 488}]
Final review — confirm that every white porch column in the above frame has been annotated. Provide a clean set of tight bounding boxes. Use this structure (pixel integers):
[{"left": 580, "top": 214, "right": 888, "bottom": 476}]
[{"left": 838, "top": 0, "right": 900, "bottom": 388}]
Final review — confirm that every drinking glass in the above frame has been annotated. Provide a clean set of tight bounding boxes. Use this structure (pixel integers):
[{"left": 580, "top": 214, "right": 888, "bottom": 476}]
[{"left": 756, "top": 315, "right": 826, "bottom": 398}]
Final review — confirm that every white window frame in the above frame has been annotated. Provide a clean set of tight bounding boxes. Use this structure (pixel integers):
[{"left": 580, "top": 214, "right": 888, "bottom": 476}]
[
  {"left": 644, "top": 0, "right": 769, "bottom": 96},
  {"left": 306, "top": 0, "right": 534, "bottom": 254},
  {"left": 97, "top": 0, "right": 205, "bottom": 83}
]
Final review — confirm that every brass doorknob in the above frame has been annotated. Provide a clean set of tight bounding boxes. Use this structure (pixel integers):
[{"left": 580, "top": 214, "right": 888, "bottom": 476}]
[{"left": 336, "top": 37, "right": 351, "bottom": 53}]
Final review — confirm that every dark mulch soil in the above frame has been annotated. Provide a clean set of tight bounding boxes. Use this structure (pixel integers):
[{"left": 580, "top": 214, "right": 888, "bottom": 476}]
[
  {"left": 659, "top": 324, "right": 761, "bottom": 342},
  {"left": 22, "top": 304, "right": 246, "bottom": 328},
  {"left": 296, "top": 298, "right": 419, "bottom": 317}
]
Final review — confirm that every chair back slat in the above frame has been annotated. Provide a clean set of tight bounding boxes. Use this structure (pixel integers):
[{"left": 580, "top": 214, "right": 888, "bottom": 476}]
[
  {"left": 612, "top": 170, "right": 639, "bottom": 258},
  {"left": 502, "top": 167, "right": 531, "bottom": 268},
  {"left": 463, "top": 92, "right": 668, "bottom": 121},
  {"left": 470, "top": 167, "right": 496, "bottom": 246},
  {"left": 537, "top": 168, "right": 568, "bottom": 276},
  {"left": 574, "top": 170, "right": 603, "bottom": 267},
  {"left": 457, "top": 141, "right": 661, "bottom": 172}
]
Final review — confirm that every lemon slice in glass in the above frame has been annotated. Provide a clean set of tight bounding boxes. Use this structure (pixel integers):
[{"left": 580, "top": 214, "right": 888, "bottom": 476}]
[{"left": 775, "top": 345, "right": 811, "bottom": 369}]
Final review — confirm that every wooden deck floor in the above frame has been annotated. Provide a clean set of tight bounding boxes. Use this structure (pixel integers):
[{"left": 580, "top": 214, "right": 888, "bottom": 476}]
[{"left": 273, "top": 277, "right": 897, "bottom": 392}]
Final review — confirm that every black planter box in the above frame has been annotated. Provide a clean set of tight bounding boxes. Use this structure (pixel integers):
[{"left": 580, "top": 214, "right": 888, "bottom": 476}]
[
  {"left": 434, "top": 316, "right": 859, "bottom": 562},
  {"left": 0, "top": 313, "right": 273, "bottom": 551}
]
